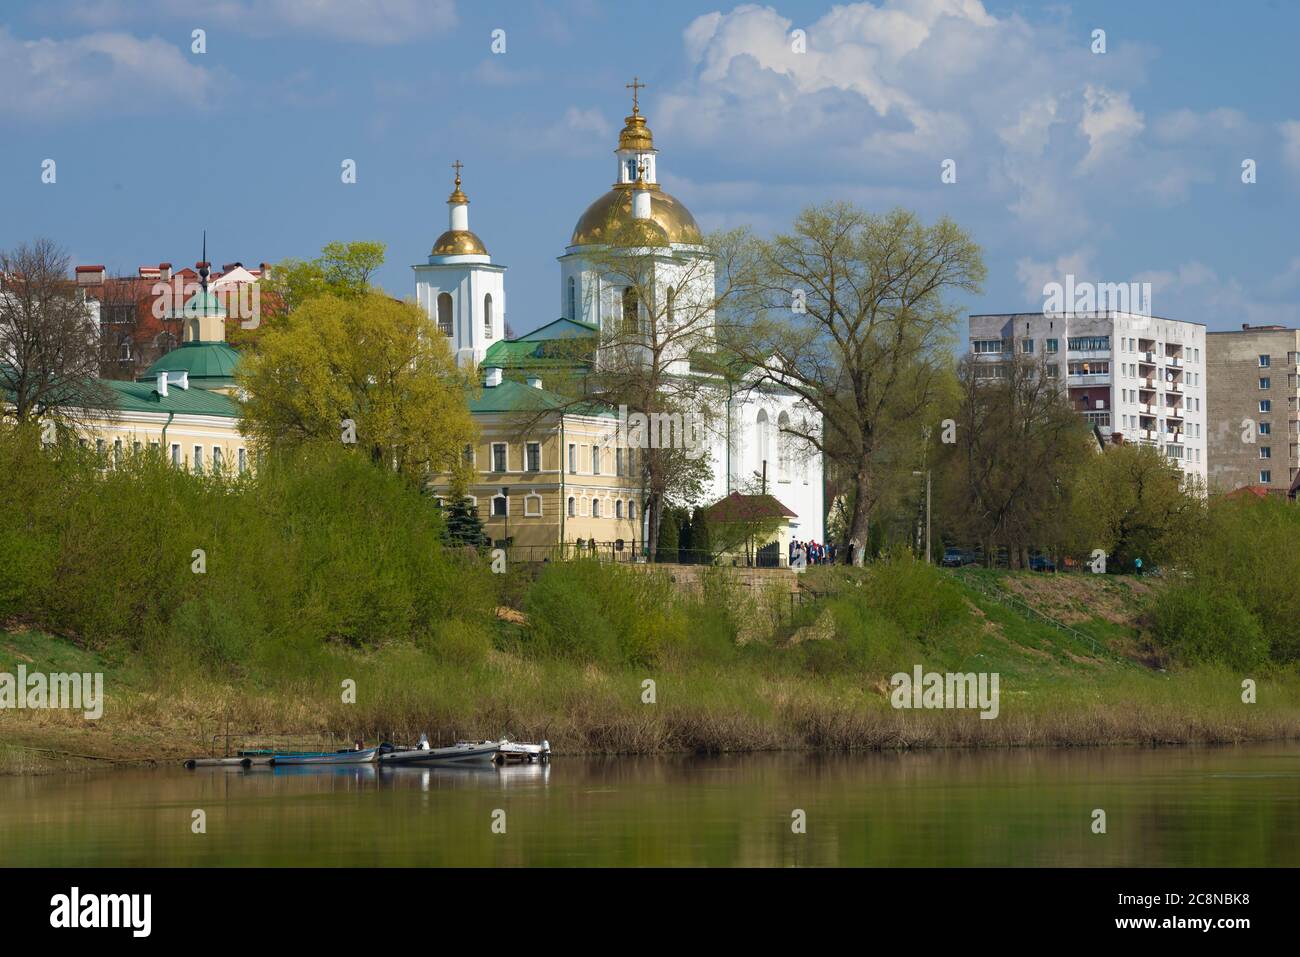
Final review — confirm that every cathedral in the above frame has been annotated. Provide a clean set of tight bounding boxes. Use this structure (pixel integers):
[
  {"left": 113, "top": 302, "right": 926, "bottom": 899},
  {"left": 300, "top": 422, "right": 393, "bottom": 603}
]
[{"left": 414, "top": 85, "right": 825, "bottom": 550}]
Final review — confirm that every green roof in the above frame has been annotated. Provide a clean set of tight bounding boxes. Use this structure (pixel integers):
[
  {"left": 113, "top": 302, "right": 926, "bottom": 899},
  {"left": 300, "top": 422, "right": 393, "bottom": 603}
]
[
  {"left": 140, "top": 341, "right": 242, "bottom": 387},
  {"left": 468, "top": 378, "right": 614, "bottom": 418},
  {"left": 483, "top": 318, "right": 596, "bottom": 371},
  {"left": 104, "top": 379, "right": 240, "bottom": 417}
]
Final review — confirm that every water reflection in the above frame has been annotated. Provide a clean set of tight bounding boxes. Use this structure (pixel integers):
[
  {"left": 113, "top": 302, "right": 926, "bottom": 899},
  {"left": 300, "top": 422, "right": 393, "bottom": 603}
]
[{"left": 1, "top": 745, "right": 1296, "bottom": 867}]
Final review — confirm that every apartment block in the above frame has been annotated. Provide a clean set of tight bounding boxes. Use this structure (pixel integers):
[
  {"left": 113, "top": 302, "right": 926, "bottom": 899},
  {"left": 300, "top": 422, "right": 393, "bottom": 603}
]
[
  {"left": 968, "top": 312, "right": 1208, "bottom": 485},
  {"left": 1206, "top": 324, "right": 1300, "bottom": 494}
]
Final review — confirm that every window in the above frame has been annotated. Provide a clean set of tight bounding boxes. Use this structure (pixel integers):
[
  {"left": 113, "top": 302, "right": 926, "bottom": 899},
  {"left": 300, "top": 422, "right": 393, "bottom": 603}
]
[
  {"left": 1259, "top": 354, "right": 1271, "bottom": 367},
  {"left": 1260, "top": 377, "right": 1271, "bottom": 389},
  {"left": 113, "top": 439, "right": 122, "bottom": 465},
  {"left": 1260, "top": 447, "right": 1272, "bottom": 459},
  {"left": 1260, "top": 470, "right": 1272, "bottom": 484},
  {"left": 524, "top": 494, "right": 542, "bottom": 517},
  {"left": 592, "top": 498, "right": 601, "bottom": 518},
  {"left": 1260, "top": 422, "right": 1272, "bottom": 436},
  {"left": 1068, "top": 336, "right": 1110, "bottom": 351},
  {"left": 463, "top": 444, "right": 475, "bottom": 467},
  {"left": 568, "top": 443, "right": 577, "bottom": 473},
  {"left": 666, "top": 286, "right": 676, "bottom": 329},
  {"left": 437, "top": 292, "right": 453, "bottom": 337},
  {"left": 526, "top": 442, "right": 540, "bottom": 472},
  {"left": 777, "top": 411, "right": 791, "bottom": 480},
  {"left": 238, "top": 448, "right": 247, "bottom": 473},
  {"left": 483, "top": 293, "right": 493, "bottom": 340},
  {"left": 627, "top": 500, "right": 636, "bottom": 520},
  {"left": 567, "top": 276, "right": 576, "bottom": 321},
  {"left": 615, "top": 500, "right": 624, "bottom": 519},
  {"left": 1045, "top": 338, "right": 1059, "bottom": 354},
  {"left": 491, "top": 443, "right": 507, "bottom": 472},
  {"left": 193, "top": 445, "right": 203, "bottom": 473},
  {"left": 972, "top": 339, "right": 1004, "bottom": 354},
  {"left": 756, "top": 409, "right": 770, "bottom": 468},
  {"left": 491, "top": 495, "right": 508, "bottom": 517},
  {"left": 171, "top": 443, "right": 181, "bottom": 466},
  {"left": 1260, "top": 400, "right": 1272, "bottom": 413},
  {"left": 567, "top": 496, "right": 576, "bottom": 517},
  {"left": 621, "top": 287, "right": 639, "bottom": 334},
  {"left": 213, "top": 447, "right": 223, "bottom": 472},
  {"left": 1020, "top": 339, "right": 1034, "bottom": 354},
  {"left": 1068, "top": 360, "right": 1109, "bottom": 376},
  {"left": 1045, "top": 364, "right": 1059, "bottom": 379},
  {"left": 616, "top": 447, "right": 624, "bottom": 476},
  {"left": 591, "top": 446, "right": 601, "bottom": 475}
]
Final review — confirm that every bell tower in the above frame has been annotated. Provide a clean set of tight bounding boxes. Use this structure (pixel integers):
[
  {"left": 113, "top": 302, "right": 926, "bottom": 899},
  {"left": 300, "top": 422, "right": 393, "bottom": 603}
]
[{"left": 413, "top": 162, "right": 506, "bottom": 367}]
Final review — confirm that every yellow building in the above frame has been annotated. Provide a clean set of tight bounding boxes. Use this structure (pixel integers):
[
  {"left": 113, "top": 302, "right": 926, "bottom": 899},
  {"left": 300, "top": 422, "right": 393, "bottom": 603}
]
[{"left": 439, "top": 367, "right": 643, "bottom": 558}]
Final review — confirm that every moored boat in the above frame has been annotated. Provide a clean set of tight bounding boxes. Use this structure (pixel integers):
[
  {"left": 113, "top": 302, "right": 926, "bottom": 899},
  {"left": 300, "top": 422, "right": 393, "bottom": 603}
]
[
  {"left": 269, "top": 747, "right": 380, "bottom": 766},
  {"left": 379, "top": 739, "right": 502, "bottom": 766}
]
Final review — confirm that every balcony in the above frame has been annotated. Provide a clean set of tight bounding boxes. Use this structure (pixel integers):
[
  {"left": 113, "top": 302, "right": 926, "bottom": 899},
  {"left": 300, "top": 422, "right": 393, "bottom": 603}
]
[
  {"left": 1067, "top": 373, "right": 1112, "bottom": 387},
  {"left": 1165, "top": 355, "right": 1183, "bottom": 368}
]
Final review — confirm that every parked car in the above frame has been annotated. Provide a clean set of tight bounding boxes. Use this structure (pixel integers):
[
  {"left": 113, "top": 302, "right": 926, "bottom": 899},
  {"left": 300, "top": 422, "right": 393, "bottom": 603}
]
[
  {"left": 1028, "top": 554, "right": 1056, "bottom": 572},
  {"left": 941, "top": 547, "right": 965, "bottom": 567}
]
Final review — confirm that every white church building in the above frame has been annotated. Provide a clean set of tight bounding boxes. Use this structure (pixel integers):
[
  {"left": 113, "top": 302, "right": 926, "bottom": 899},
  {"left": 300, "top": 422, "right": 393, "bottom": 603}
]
[{"left": 413, "top": 90, "right": 825, "bottom": 546}]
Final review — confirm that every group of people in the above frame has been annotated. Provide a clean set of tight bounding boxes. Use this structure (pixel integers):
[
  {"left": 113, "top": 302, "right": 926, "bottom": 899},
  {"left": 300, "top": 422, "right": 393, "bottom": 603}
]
[{"left": 789, "top": 539, "right": 835, "bottom": 567}]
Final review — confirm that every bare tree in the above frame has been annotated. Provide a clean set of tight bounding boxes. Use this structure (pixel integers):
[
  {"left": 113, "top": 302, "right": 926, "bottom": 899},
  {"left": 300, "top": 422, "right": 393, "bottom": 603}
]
[
  {"left": 524, "top": 220, "right": 752, "bottom": 559},
  {"left": 0, "top": 239, "right": 114, "bottom": 431},
  {"left": 735, "top": 203, "right": 986, "bottom": 564}
]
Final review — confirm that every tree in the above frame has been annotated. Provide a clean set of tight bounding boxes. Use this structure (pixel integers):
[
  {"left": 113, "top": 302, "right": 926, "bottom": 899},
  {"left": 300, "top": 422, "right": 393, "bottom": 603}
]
[
  {"left": 440, "top": 497, "right": 489, "bottom": 548},
  {"left": 1071, "top": 442, "right": 1202, "bottom": 572},
  {"left": 703, "top": 486, "right": 788, "bottom": 566},
  {"left": 735, "top": 204, "right": 985, "bottom": 564},
  {"left": 237, "top": 241, "right": 386, "bottom": 345},
  {"left": 236, "top": 291, "right": 476, "bottom": 487},
  {"left": 0, "top": 239, "right": 114, "bottom": 431},
  {"left": 935, "top": 353, "right": 1093, "bottom": 566}
]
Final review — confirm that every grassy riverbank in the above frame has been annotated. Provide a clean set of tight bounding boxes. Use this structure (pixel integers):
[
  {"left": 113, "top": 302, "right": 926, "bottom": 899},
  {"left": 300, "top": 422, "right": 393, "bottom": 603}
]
[{"left": 5, "top": 568, "right": 1298, "bottom": 774}]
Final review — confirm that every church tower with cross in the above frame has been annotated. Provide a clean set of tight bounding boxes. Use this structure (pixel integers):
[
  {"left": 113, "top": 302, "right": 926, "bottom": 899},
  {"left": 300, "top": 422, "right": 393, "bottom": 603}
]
[
  {"left": 557, "top": 77, "right": 714, "bottom": 371},
  {"left": 413, "top": 162, "right": 506, "bottom": 367}
]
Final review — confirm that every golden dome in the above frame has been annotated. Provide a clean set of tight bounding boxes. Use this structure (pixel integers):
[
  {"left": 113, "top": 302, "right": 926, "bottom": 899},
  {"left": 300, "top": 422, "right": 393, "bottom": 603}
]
[
  {"left": 618, "top": 112, "right": 655, "bottom": 152},
  {"left": 431, "top": 229, "right": 489, "bottom": 256},
  {"left": 570, "top": 184, "right": 702, "bottom": 247}
]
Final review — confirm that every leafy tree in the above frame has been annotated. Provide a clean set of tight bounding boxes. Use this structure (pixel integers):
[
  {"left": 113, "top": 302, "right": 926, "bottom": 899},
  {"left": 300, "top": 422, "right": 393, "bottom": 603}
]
[
  {"left": 236, "top": 292, "right": 476, "bottom": 487},
  {"left": 1070, "top": 441, "right": 1202, "bottom": 572},
  {"left": 656, "top": 506, "right": 681, "bottom": 562},
  {"left": 735, "top": 204, "right": 985, "bottom": 564},
  {"left": 688, "top": 505, "right": 712, "bottom": 564},
  {"left": 936, "top": 353, "right": 1093, "bottom": 566}
]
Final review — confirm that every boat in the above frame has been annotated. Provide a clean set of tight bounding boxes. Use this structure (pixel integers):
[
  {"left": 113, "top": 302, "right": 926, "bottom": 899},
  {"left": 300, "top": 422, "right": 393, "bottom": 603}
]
[
  {"left": 460, "top": 738, "right": 551, "bottom": 764},
  {"left": 268, "top": 747, "right": 380, "bottom": 766},
  {"left": 379, "top": 734, "right": 502, "bottom": 766}
]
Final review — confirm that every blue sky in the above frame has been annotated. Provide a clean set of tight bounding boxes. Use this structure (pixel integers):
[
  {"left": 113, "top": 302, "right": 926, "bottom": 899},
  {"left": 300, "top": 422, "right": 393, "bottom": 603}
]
[{"left": 3, "top": 0, "right": 1299, "bottom": 336}]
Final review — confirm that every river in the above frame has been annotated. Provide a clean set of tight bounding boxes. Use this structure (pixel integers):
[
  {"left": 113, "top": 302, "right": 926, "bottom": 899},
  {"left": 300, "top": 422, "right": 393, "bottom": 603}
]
[{"left": 2, "top": 744, "right": 1297, "bottom": 866}]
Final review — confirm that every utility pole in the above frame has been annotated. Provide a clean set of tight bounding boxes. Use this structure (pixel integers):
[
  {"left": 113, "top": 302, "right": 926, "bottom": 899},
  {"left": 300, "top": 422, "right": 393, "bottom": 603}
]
[{"left": 911, "top": 468, "right": 931, "bottom": 564}]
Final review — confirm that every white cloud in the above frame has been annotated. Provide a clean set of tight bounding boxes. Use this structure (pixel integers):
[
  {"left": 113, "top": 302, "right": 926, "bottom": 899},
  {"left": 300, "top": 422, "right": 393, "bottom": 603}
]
[
  {"left": 1015, "top": 248, "right": 1096, "bottom": 305},
  {"left": 50, "top": 0, "right": 457, "bottom": 45},
  {"left": 1077, "top": 85, "right": 1144, "bottom": 172},
  {"left": 0, "top": 27, "right": 216, "bottom": 119}
]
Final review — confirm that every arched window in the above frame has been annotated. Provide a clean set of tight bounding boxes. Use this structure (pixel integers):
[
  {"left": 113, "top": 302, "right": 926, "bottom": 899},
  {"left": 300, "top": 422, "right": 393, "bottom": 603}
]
[
  {"left": 666, "top": 286, "right": 676, "bottom": 330},
  {"left": 567, "top": 276, "right": 577, "bottom": 321},
  {"left": 437, "top": 292, "right": 454, "bottom": 338},
  {"left": 628, "top": 500, "right": 636, "bottom": 520},
  {"left": 592, "top": 498, "right": 602, "bottom": 518},
  {"left": 188, "top": 318, "right": 200, "bottom": 341},
  {"left": 756, "top": 409, "right": 771, "bottom": 474},
  {"left": 118, "top": 336, "right": 133, "bottom": 361},
  {"left": 615, "top": 500, "right": 624, "bottom": 519},
  {"left": 777, "top": 411, "right": 791, "bottom": 481},
  {"left": 484, "top": 293, "right": 493, "bottom": 340},
  {"left": 567, "top": 496, "right": 576, "bottom": 518},
  {"left": 621, "top": 287, "right": 639, "bottom": 335}
]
